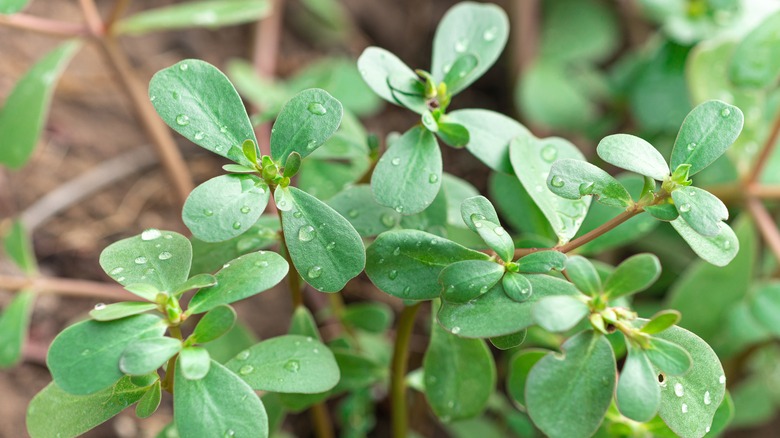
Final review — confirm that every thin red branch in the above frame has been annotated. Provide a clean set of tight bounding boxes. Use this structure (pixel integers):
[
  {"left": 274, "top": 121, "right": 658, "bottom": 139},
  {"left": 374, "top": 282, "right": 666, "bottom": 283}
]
[
  {"left": 0, "top": 14, "right": 89, "bottom": 37},
  {"left": 0, "top": 274, "right": 139, "bottom": 301}
]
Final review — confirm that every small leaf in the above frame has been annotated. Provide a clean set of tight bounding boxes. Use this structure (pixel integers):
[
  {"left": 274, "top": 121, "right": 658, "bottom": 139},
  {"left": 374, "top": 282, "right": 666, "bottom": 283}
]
[
  {"left": 436, "top": 121, "right": 470, "bottom": 148},
  {"left": 728, "top": 11, "right": 780, "bottom": 88},
  {"left": 280, "top": 187, "right": 365, "bottom": 292},
  {"left": 222, "top": 164, "right": 256, "bottom": 173},
  {"left": 547, "top": 159, "right": 633, "bottom": 208},
  {"left": 421, "top": 110, "right": 438, "bottom": 132},
  {"left": 119, "top": 337, "right": 182, "bottom": 376},
  {"left": 671, "top": 186, "right": 728, "bottom": 237},
  {"left": 532, "top": 295, "right": 589, "bottom": 333},
  {"left": 645, "top": 202, "right": 679, "bottom": 221},
  {"left": 565, "top": 256, "right": 602, "bottom": 296},
  {"left": 0, "top": 40, "right": 80, "bottom": 168},
  {"left": 270, "top": 88, "right": 343, "bottom": 164},
  {"left": 596, "top": 134, "right": 669, "bottom": 180},
  {"left": 507, "top": 349, "right": 547, "bottom": 409},
  {"left": 516, "top": 251, "right": 567, "bottom": 273},
  {"left": 327, "top": 184, "right": 401, "bottom": 238},
  {"left": 179, "top": 346, "right": 211, "bottom": 380},
  {"left": 617, "top": 345, "right": 660, "bottom": 422},
  {"left": 135, "top": 380, "right": 162, "bottom": 419},
  {"left": 283, "top": 151, "right": 302, "bottom": 177},
  {"left": 226, "top": 335, "right": 339, "bottom": 393},
  {"left": 502, "top": 272, "right": 533, "bottom": 303},
  {"left": 357, "top": 47, "right": 425, "bottom": 113},
  {"left": 670, "top": 100, "right": 744, "bottom": 176},
  {"left": 489, "top": 330, "right": 526, "bottom": 350},
  {"left": 173, "top": 273, "right": 218, "bottom": 296},
  {"left": 89, "top": 302, "right": 158, "bottom": 322},
  {"left": 342, "top": 303, "right": 394, "bottom": 334},
  {"left": 446, "top": 109, "right": 528, "bottom": 173},
  {"left": 646, "top": 337, "right": 692, "bottom": 376},
  {"left": 641, "top": 310, "right": 681, "bottom": 335},
  {"left": 191, "top": 305, "right": 236, "bottom": 344},
  {"left": 149, "top": 59, "right": 257, "bottom": 167},
  {"left": 459, "top": 195, "right": 501, "bottom": 234},
  {"left": 2, "top": 220, "right": 37, "bottom": 274},
  {"left": 188, "top": 251, "right": 288, "bottom": 313},
  {"left": 670, "top": 217, "right": 738, "bottom": 267},
  {"left": 473, "top": 218, "right": 514, "bottom": 262},
  {"left": 0, "top": 290, "right": 34, "bottom": 368},
  {"left": 603, "top": 253, "right": 661, "bottom": 299},
  {"left": 371, "top": 125, "right": 442, "bottom": 215},
  {"left": 440, "top": 260, "right": 505, "bottom": 303},
  {"left": 115, "top": 0, "right": 270, "bottom": 34},
  {"left": 241, "top": 139, "right": 259, "bottom": 165}
]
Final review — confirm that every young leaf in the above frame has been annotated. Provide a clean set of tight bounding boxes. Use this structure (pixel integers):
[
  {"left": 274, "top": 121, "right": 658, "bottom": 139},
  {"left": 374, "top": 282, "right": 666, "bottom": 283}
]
[
  {"left": 423, "top": 319, "right": 496, "bottom": 421},
  {"left": 547, "top": 159, "right": 633, "bottom": 208},
  {"left": 532, "top": 295, "right": 589, "bottom": 333},
  {"left": 460, "top": 195, "right": 501, "bottom": 233},
  {"left": 525, "top": 331, "right": 616, "bottom": 438},
  {"left": 99, "top": 229, "right": 192, "bottom": 293},
  {"left": 439, "top": 260, "right": 505, "bottom": 303},
  {"left": 149, "top": 59, "right": 257, "bottom": 167},
  {"left": 371, "top": 126, "right": 442, "bottom": 215},
  {"left": 516, "top": 250, "right": 567, "bottom": 273},
  {"left": 357, "top": 47, "right": 425, "bottom": 113},
  {"left": 0, "top": 290, "right": 34, "bottom": 368},
  {"left": 646, "top": 337, "right": 692, "bottom": 376},
  {"left": 273, "top": 185, "right": 293, "bottom": 211},
  {"left": 270, "top": 88, "right": 343, "bottom": 164},
  {"left": 645, "top": 202, "right": 679, "bottom": 221},
  {"left": 135, "top": 380, "right": 162, "bottom": 418},
  {"left": 603, "top": 253, "right": 661, "bottom": 299},
  {"left": 596, "top": 134, "right": 669, "bottom": 180},
  {"left": 47, "top": 314, "right": 166, "bottom": 395},
  {"left": 565, "top": 256, "right": 602, "bottom": 296},
  {"left": 436, "top": 121, "right": 470, "bottom": 148},
  {"left": 728, "top": 10, "right": 780, "bottom": 88},
  {"left": 473, "top": 218, "right": 514, "bottom": 262},
  {"left": 0, "top": 40, "right": 80, "bottom": 168},
  {"left": 26, "top": 377, "right": 149, "bottom": 438},
  {"left": 179, "top": 346, "right": 211, "bottom": 380},
  {"left": 670, "top": 186, "right": 728, "bottom": 237},
  {"left": 641, "top": 310, "right": 681, "bottom": 335},
  {"left": 283, "top": 151, "right": 302, "bottom": 177},
  {"left": 670, "top": 217, "right": 738, "bottom": 267},
  {"left": 431, "top": 2, "right": 509, "bottom": 94},
  {"left": 507, "top": 349, "right": 547, "bottom": 409},
  {"left": 188, "top": 250, "right": 288, "bottom": 313},
  {"left": 2, "top": 220, "right": 37, "bottom": 274},
  {"left": 174, "top": 360, "right": 268, "bottom": 438},
  {"left": 617, "top": 345, "right": 661, "bottom": 422},
  {"left": 489, "top": 330, "right": 526, "bottom": 350},
  {"left": 191, "top": 305, "right": 236, "bottom": 344},
  {"left": 502, "top": 272, "right": 533, "bottom": 303},
  {"left": 327, "top": 184, "right": 401, "bottom": 237},
  {"left": 510, "top": 135, "right": 591, "bottom": 244},
  {"left": 89, "top": 302, "right": 158, "bottom": 321},
  {"left": 441, "top": 53, "right": 478, "bottom": 93},
  {"left": 365, "top": 230, "right": 489, "bottom": 300},
  {"left": 182, "top": 174, "right": 270, "bottom": 243},
  {"left": 225, "top": 335, "right": 339, "bottom": 394},
  {"left": 669, "top": 100, "right": 744, "bottom": 176},
  {"left": 280, "top": 186, "right": 365, "bottom": 292},
  {"left": 173, "top": 273, "right": 218, "bottom": 296},
  {"left": 342, "top": 302, "right": 394, "bottom": 334},
  {"left": 119, "top": 337, "right": 182, "bottom": 376},
  {"left": 446, "top": 109, "right": 530, "bottom": 173},
  {"left": 115, "top": 0, "right": 271, "bottom": 35}
]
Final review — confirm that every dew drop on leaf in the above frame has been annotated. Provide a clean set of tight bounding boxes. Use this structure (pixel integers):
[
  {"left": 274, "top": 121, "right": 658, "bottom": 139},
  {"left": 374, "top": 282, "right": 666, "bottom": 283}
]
[
  {"left": 158, "top": 252, "right": 172, "bottom": 260},
  {"left": 179, "top": 63, "right": 188, "bottom": 71},
  {"left": 326, "top": 241, "right": 336, "bottom": 250},
  {"left": 388, "top": 270, "right": 398, "bottom": 280},
  {"left": 224, "top": 430, "right": 235, "bottom": 438},
  {"left": 494, "top": 226, "right": 505, "bottom": 236},
  {"left": 94, "top": 303, "right": 106, "bottom": 310},
  {"left": 236, "top": 350, "right": 250, "bottom": 360},
  {"left": 255, "top": 260, "right": 269, "bottom": 268},
  {"left": 550, "top": 175, "right": 565, "bottom": 188},
  {"left": 203, "top": 209, "right": 213, "bottom": 217},
  {"left": 719, "top": 375, "right": 726, "bottom": 384},
  {"left": 391, "top": 157, "right": 401, "bottom": 166},
  {"left": 175, "top": 114, "right": 190, "bottom": 126},
  {"left": 541, "top": 145, "right": 557, "bottom": 162},
  {"left": 679, "top": 203, "right": 691, "bottom": 213},
  {"left": 293, "top": 211, "right": 303, "bottom": 218},
  {"left": 307, "top": 102, "right": 327, "bottom": 115},
  {"left": 395, "top": 205, "right": 404, "bottom": 213},
  {"left": 687, "top": 142, "right": 697, "bottom": 151},
  {"left": 239, "top": 365, "right": 254, "bottom": 375},
  {"left": 141, "top": 228, "right": 162, "bottom": 241},
  {"left": 454, "top": 39, "right": 467, "bottom": 53},
  {"left": 704, "top": 390, "right": 711, "bottom": 405},
  {"left": 578, "top": 182, "right": 595, "bottom": 196},
  {"left": 134, "top": 256, "right": 148, "bottom": 265},
  {"left": 428, "top": 173, "right": 439, "bottom": 184},
  {"left": 298, "top": 225, "right": 316, "bottom": 242},
  {"left": 220, "top": 125, "right": 228, "bottom": 133},
  {"left": 307, "top": 266, "right": 322, "bottom": 279},
  {"left": 721, "top": 108, "right": 731, "bottom": 117},
  {"left": 194, "top": 131, "right": 205, "bottom": 141},
  {"left": 681, "top": 403, "right": 688, "bottom": 414},
  {"left": 393, "top": 247, "right": 401, "bottom": 256},
  {"left": 232, "top": 221, "right": 242, "bottom": 230},
  {"left": 110, "top": 267, "right": 124, "bottom": 275},
  {"left": 381, "top": 214, "right": 396, "bottom": 228},
  {"left": 674, "top": 382, "right": 684, "bottom": 397},
  {"left": 283, "top": 359, "right": 300, "bottom": 373},
  {"left": 451, "top": 326, "right": 461, "bottom": 334},
  {"left": 348, "top": 209, "right": 359, "bottom": 218},
  {"left": 483, "top": 26, "right": 498, "bottom": 41},
  {"left": 240, "top": 206, "right": 251, "bottom": 214}
]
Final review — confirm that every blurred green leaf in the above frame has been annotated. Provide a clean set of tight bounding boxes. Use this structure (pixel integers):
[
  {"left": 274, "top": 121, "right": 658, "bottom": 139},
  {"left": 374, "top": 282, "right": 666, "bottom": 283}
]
[
  {"left": 0, "top": 290, "right": 34, "bottom": 368},
  {"left": 729, "top": 10, "right": 780, "bottom": 88},
  {"left": 116, "top": 0, "right": 270, "bottom": 35},
  {"left": 2, "top": 220, "right": 37, "bottom": 274}
]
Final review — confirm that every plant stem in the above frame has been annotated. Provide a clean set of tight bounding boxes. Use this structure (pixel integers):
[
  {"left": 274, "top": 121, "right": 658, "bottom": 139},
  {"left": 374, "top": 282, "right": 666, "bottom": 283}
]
[
  {"left": 275, "top": 209, "right": 303, "bottom": 308},
  {"left": 0, "top": 14, "right": 89, "bottom": 37},
  {"left": 0, "top": 274, "right": 138, "bottom": 301},
  {"left": 390, "top": 302, "right": 422, "bottom": 438},
  {"left": 310, "top": 402, "right": 335, "bottom": 438},
  {"left": 78, "top": 0, "right": 105, "bottom": 36},
  {"left": 747, "top": 104, "right": 780, "bottom": 185},
  {"left": 161, "top": 325, "right": 183, "bottom": 393},
  {"left": 106, "top": 0, "right": 133, "bottom": 30}
]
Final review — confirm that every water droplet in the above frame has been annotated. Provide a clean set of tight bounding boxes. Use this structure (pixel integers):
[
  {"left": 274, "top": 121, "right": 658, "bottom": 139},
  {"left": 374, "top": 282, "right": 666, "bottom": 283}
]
[
  {"left": 454, "top": 39, "right": 467, "bottom": 53},
  {"left": 94, "top": 303, "right": 106, "bottom": 310},
  {"left": 110, "top": 267, "right": 124, "bottom": 275},
  {"left": 307, "top": 102, "right": 327, "bottom": 115},
  {"left": 134, "top": 256, "right": 148, "bottom": 265},
  {"left": 534, "top": 185, "right": 543, "bottom": 193},
  {"left": 204, "top": 209, "right": 214, "bottom": 217},
  {"left": 179, "top": 63, "right": 189, "bottom": 71},
  {"left": 550, "top": 175, "right": 565, "bottom": 188},
  {"left": 175, "top": 114, "right": 190, "bottom": 126},
  {"left": 308, "top": 266, "right": 322, "bottom": 279},
  {"left": 158, "top": 252, "right": 172, "bottom": 260},
  {"left": 193, "top": 131, "right": 205, "bottom": 141},
  {"left": 232, "top": 221, "right": 242, "bottom": 230},
  {"left": 298, "top": 225, "right": 316, "bottom": 242},
  {"left": 541, "top": 145, "right": 557, "bottom": 162},
  {"left": 687, "top": 142, "right": 697, "bottom": 151},
  {"left": 451, "top": 326, "right": 461, "bottom": 334},
  {"left": 306, "top": 139, "right": 317, "bottom": 150},
  {"left": 403, "top": 286, "right": 411, "bottom": 295},
  {"left": 578, "top": 182, "right": 595, "bottom": 195},
  {"left": 722, "top": 239, "right": 732, "bottom": 250},
  {"left": 348, "top": 209, "right": 359, "bottom": 218},
  {"left": 706, "top": 426, "right": 711, "bottom": 433},
  {"left": 172, "top": 91, "right": 180, "bottom": 100},
  {"left": 393, "top": 247, "right": 401, "bottom": 256},
  {"left": 494, "top": 226, "right": 505, "bottom": 236},
  {"left": 141, "top": 228, "right": 162, "bottom": 241},
  {"left": 704, "top": 390, "right": 711, "bottom": 405},
  {"left": 721, "top": 108, "right": 731, "bottom": 117},
  {"left": 719, "top": 375, "right": 726, "bottom": 384},
  {"left": 326, "top": 241, "right": 336, "bottom": 250},
  {"left": 388, "top": 270, "right": 398, "bottom": 280},
  {"left": 284, "top": 359, "right": 301, "bottom": 373},
  {"left": 215, "top": 145, "right": 224, "bottom": 152},
  {"left": 293, "top": 211, "right": 303, "bottom": 218},
  {"left": 224, "top": 429, "right": 235, "bottom": 438},
  {"left": 381, "top": 214, "right": 396, "bottom": 228},
  {"left": 223, "top": 263, "right": 231, "bottom": 269},
  {"left": 679, "top": 203, "right": 692, "bottom": 213},
  {"left": 237, "top": 350, "right": 250, "bottom": 360},
  {"left": 116, "top": 276, "right": 125, "bottom": 282},
  {"left": 483, "top": 27, "right": 498, "bottom": 41},
  {"left": 674, "top": 382, "right": 684, "bottom": 397},
  {"left": 240, "top": 206, "right": 251, "bottom": 214},
  {"left": 428, "top": 173, "right": 439, "bottom": 184},
  {"left": 220, "top": 125, "right": 228, "bottom": 133},
  {"left": 447, "top": 400, "right": 455, "bottom": 408},
  {"left": 81, "top": 349, "right": 91, "bottom": 356},
  {"left": 391, "top": 157, "right": 401, "bottom": 166},
  {"left": 443, "top": 63, "right": 452, "bottom": 74},
  {"left": 239, "top": 365, "right": 254, "bottom": 375},
  {"left": 394, "top": 205, "right": 404, "bottom": 213},
  {"left": 681, "top": 403, "right": 688, "bottom": 414}
]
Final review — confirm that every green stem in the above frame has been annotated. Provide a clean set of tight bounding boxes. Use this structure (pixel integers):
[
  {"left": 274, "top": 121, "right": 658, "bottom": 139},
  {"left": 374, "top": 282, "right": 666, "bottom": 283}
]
[
  {"left": 390, "top": 302, "right": 422, "bottom": 438},
  {"left": 275, "top": 208, "right": 303, "bottom": 308},
  {"left": 161, "top": 325, "right": 183, "bottom": 393}
]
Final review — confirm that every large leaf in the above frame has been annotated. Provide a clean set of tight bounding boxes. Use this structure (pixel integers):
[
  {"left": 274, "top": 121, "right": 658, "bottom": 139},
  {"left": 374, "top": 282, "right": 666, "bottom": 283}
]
[
  {"left": 357, "top": 47, "right": 425, "bottom": 113},
  {"left": 670, "top": 218, "right": 739, "bottom": 267},
  {"left": 525, "top": 331, "right": 616, "bottom": 438},
  {"left": 26, "top": 377, "right": 149, "bottom": 438},
  {"left": 225, "top": 335, "right": 339, "bottom": 393},
  {"left": 149, "top": 59, "right": 256, "bottom": 166},
  {"left": 430, "top": 2, "right": 509, "bottom": 94},
  {"left": 489, "top": 172, "right": 556, "bottom": 240},
  {"left": 366, "top": 230, "right": 489, "bottom": 300},
  {"left": 670, "top": 186, "right": 728, "bottom": 237},
  {"left": 446, "top": 109, "right": 528, "bottom": 173},
  {"left": 182, "top": 174, "right": 269, "bottom": 243},
  {"left": 116, "top": 0, "right": 270, "bottom": 34},
  {"left": 174, "top": 360, "right": 268, "bottom": 438},
  {"left": 0, "top": 290, "right": 34, "bottom": 368},
  {"left": 507, "top": 349, "right": 548, "bottom": 409},
  {"left": 728, "top": 10, "right": 780, "bottom": 88},
  {"left": 47, "top": 314, "right": 166, "bottom": 395},
  {"left": 0, "top": 40, "right": 80, "bottom": 168},
  {"left": 270, "top": 88, "right": 343, "bottom": 164},
  {"left": 669, "top": 100, "right": 743, "bottom": 175},
  {"left": 616, "top": 345, "right": 661, "bottom": 422},
  {"left": 596, "top": 134, "right": 668, "bottom": 180},
  {"left": 509, "top": 135, "right": 591, "bottom": 244},
  {"left": 371, "top": 126, "right": 442, "bottom": 215},
  {"left": 327, "top": 184, "right": 401, "bottom": 237},
  {"left": 100, "top": 229, "right": 192, "bottom": 293},
  {"left": 547, "top": 159, "right": 632, "bottom": 208},
  {"left": 280, "top": 186, "right": 365, "bottom": 292}
]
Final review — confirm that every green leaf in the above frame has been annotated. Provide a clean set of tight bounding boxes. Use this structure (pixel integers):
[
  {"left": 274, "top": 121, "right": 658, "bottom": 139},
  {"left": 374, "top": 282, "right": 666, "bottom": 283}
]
[
  {"left": 0, "top": 290, "right": 34, "bottom": 368},
  {"left": 748, "top": 283, "right": 780, "bottom": 336},
  {"left": 547, "top": 159, "right": 633, "bottom": 208},
  {"left": 596, "top": 134, "right": 669, "bottom": 180},
  {"left": 89, "top": 302, "right": 158, "bottom": 321},
  {"left": 281, "top": 186, "right": 365, "bottom": 292},
  {"left": 459, "top": 195, "right": 500, "bottom": 234},
  {"left": 446, "top": 109, "right": 528, "bottom": 173},
  {"left": 173, "top": 273, "right": 218, "bottom": 296},
  {"left": 646, "top": 337, "right": 692, "bottom": 376},
  {"left": 226, "top": 335, "right": 339, "bottom": 393},
  {"left": 617, "top": 345, "right": 660, "bottom": 422},
  {"left": 136, "top": 380, "right": 162, "bottom": 418},
  {"left": 440, "top": 260, "right": 505, "bottom": 303},
  {"left": 115, "top": 0, "right": 270, "bottom": 35},
  {"left": 175, "top": 360, "right": 268, "bottom": 438},
  {"left": 47, "top": 314, "right": 166, "bottom": 394},
  {"left": 119, "top": 337, "right": 182, "bottom": 375},
  {"left": 149, "top": 59, "right": 257, "bottom": 167},
  {"left": 641, "top": 310, "right": 681, "bottom": 335},
  {"left": 709, "top": 391, "right": 734, "bottom": 436},
  {"left": 532, "top": 295, "right": 589, "bottom": 333},
  {"left": 0, "top": 0, "right": 30, "bottom": 14},
  {"left": 441, "top": 54, "right": 478, "bottom": 94},
  {"left": 190, "top": 216, "right": 279, "bottom": 275},
  {"left": 604, "top": 253, "right": 661, "bottom": 299},
  {"left": 645, "top": 202, "right": 679, "bottom": 221},
  {"left": 366, "top": 230, "right": 489, "bottom": 300},
  {"left": 270, "top": 88, "right": 343, "bottom": 164},
  {"left": 123, "top": 284, "right": 161, "bottom": 302},
  {"left": 182, "top": 174, "right": 270, "bottom": 243},
  {"left": 100, "top": 229, "right": 192, "bottom": 293},
  {"left": 179, "top": 346, "right": 211, "bottom": 380},
  {"left": 669, "top": 100, "right": 744, "bottom": 176},
  {"left": 436, "top": 121, "right": 470, "bottom": 148},
  {"left": 191, "top": 305, "right": 236, "bottom": 344},
  {"left": 274, "top": 185, "right": 293, "bottom": 211},
  {"left": 0, "top": 40, "right": 80, "bottom": 168},
  {"left": 188, "top": 250, "right": 288, "bottom": 313},
  {"left": 728, "top": 10, "right": 780, "bottom": 88},
  {"left": 516, "top": 251, "right": 567, "bottom": 273},
  {"left": 327, "top": 184, "right": 400, "bottom": 237},
  {"left": 283, "top": 151, "right": 302, "bottom": 177},
  {"left": 670, "top": 217, "right": 739, "bottom": 267},
  {"left": 510, "top": 135, "right": 591, "bottom": 244},
  {"left": 670, "top": 186, "right": 728, "bottom": 237},
  {"left": 538, "top": 0, "right": 618, "bottom": 63},
  {"left": 507, "top": 349, "right": 547, "bottom": 409},
  {"left": 202, "top": 322, "right": 258, "bottom": 364},
  {"left": 565, "top": 256, "right": 602, "bottom": 295},
  {"left": 431, "top": 2, "right": 509, "bottom": 94},
  {"left": 489, "top": 330, "right": 526, "bottom": 350},
  {"left": 423, "top": 317, "right": 495, "bottom": 421},
  {"left": 502, "top": 272, "right": 533, "bottom": 303},
  {"left": 473, "top": 218, "right": 514, "bottom": 262},
  {"left": 288, "top": 306, "right": 322, "bottom": 340},
  {"left": 342, "top": 302, "right": 394, "bottom": 334},
  {"left": 525, "top": 331, "right": 615, "bottom": 438},
  {"left": 357, "top": 47, "right": 425, "bottom": 113},
  {"left": 2, "top": 220, "right": 37, "bottom": 274},
  {"left": 26, "top": 377, "right": 149, "bottom": 438},
  {"left": 438, "top": 275, "right": 578, "bottom": 338},
  {"left": 371, "top": 126, "right": 442, "bottom": 215}
]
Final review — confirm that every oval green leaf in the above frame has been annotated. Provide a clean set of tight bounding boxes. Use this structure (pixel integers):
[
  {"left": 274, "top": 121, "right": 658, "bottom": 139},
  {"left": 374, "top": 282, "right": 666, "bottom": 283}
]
[
  {"left": 119, "top": 337, "right": 182, "bottom": 376},
  {"left": 357, "top": 47, "right": 425, "bottom": 113},
  {"left": 0, "top": 290, "right": 34, "bottom": 368},
  {"left": 191, "top": 304, "right": 236, "bottom": 344},
  {"left": 135, "top": 380, "right": 162, "bottom": 419},
  {"left": 115, "top": 0, "right": 270, "bottom": 35},
  {"left": 547, "top": 159, "right": 633, "bottom": 208},
  {"left": 671, "top": 186, "right": 728, "bottom": 237},
  {"left": 670, "top": 217, "right": 738, "bottom": 267},
  {"left": 617, "top": 345, "right": 660, "bottom": 422},
  {"left": 270, "top": 88, "right": 343, "bottom": 164},
  {"left": 440, "top": 259, "right": 505, "bottom": 303},
  {"left": 446, "top": 109, "right": 529, "bottom": 173},
  {"left": 597, "top": 134, "right": 669, "bottom": 181},
  {"left": 179, "top": 346, "right": 211, "bottom": 380},
  {"left": 728, "top": 11, "right": 780, "bottom": 88},
  {"left": 565, "top": 255, "right": 602, "bottom": 296},
  {"left": 502, "top": 271, "right": 533, "bottom": 303},
  {"left": 604, "top": 253, "right": 661, "bottom": 299},
  {"left": 89, "top": 302, "right": 158, "bottom": 322}
]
